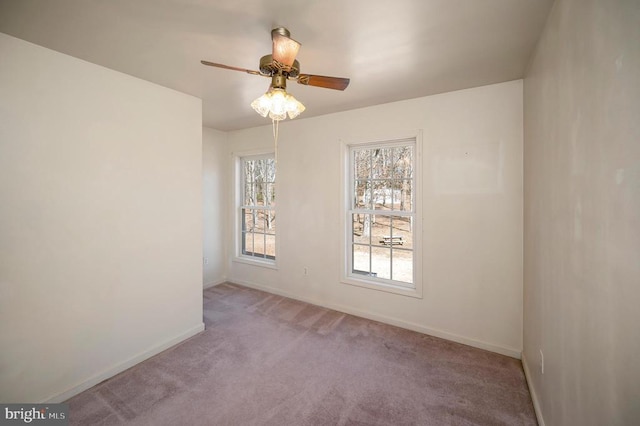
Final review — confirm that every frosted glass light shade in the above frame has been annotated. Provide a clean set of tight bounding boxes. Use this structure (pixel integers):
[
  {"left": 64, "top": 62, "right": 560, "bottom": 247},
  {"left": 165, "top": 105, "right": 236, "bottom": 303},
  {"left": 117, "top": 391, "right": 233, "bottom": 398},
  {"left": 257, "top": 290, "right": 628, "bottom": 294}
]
[
  {"left": 269, "top": 89, "right": 287, "bottom": 117},
  {"left": 251, "top": 87, "right": 305, "bottom": 121},
  {"left": 250, "top": 93, "right": 271, "bottom": 117},
  {"left": 272, "top": 34, "right": 300, "bottom": 68},
  {"left": 285, "top": 93, "right": 305, "bottom": 119}
]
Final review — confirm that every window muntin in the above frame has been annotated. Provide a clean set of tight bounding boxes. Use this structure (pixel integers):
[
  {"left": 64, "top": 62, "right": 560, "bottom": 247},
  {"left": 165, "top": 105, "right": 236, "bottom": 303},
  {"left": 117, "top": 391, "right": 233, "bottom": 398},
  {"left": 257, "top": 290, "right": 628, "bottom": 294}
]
[
  {"left": 348, "top": 142, "right": 415, "bottom": 288},
  {"left": 240, "top": 155, "right": 276, "bottom": 261}
]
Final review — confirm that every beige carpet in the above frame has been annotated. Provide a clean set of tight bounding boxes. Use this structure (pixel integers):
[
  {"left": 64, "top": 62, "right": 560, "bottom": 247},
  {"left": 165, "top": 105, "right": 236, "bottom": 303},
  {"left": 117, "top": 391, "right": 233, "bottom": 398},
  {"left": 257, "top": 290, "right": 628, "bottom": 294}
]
[{"left": 67, "top": 283, "right": 537, "bottom": 425}]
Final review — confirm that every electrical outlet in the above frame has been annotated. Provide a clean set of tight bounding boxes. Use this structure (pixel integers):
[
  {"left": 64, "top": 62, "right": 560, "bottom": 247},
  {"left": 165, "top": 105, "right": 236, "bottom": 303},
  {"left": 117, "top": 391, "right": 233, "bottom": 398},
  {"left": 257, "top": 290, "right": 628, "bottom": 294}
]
[
  {"left": 540, "top": 349, "right": 544, "bottom": 374},
  {"left": 203, "top": 257, "right": 209, "bottom": 265},
  {"left": 303, "top": 267, "right": 308, "bottom": 276}
]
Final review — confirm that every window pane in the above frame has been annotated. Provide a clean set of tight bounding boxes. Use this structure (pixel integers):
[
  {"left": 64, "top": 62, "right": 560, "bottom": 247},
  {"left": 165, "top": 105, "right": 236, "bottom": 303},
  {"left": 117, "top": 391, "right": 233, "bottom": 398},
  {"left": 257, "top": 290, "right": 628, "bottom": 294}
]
[
  {"left": 395, "top": 146, "right": 413, "bottom": 179},
  {"left": 251, "top": 210, "right": 263, "bottom": 233},
  {"left": 244, "top": 160, "right": 255, "bottom": 184},
  {"left": 392, "top": 249, "right": 413, "bottom": 284},
  {"left": 396, "top": 179, "right": 412, "bottom": 211},
  {"left": 264, "top": 183, "right": 275, "bottom": 206},
  {"left": 372, "top": 215, "right": 391, "bottom": 247},
  {"left": 390, "top": 180, "right": 399, "bottom": 210},
  {"left": 243, "top": 232, "right": 253, "bottom": 255},
  {"left": 371, "top": 246, "right": 391, "bottom": 280},
  {"left": 354, "top": 180, "right": 367, "bottom": 209},
  {"left": 253, "top": 232, "right": 265, "bottom": 257},
  {"left": 373, "top": 180, "right": 393, "bottom": 210},
  {"left": 255, "top": 159, "right": 266, "bottom": 187},
  {"left": 265, "top": 210, "right": 276, "bottom": 235},
  {"left": 391, "top": 216, "right": 412, "bottom": 249},
  {"left": 354, "top": 180, "right": 374, "bottom": 210},
  {"left": 266, "top": 158, "right": 276, "bottom": 183},
  {"left": 375, "top": 147, "right": 394, "bottom": 179},
  {"left": 256, "top": 182, "right": 265, "bottom": 206},
  {"left": 352, "top": 244, "right": 370, "bottom": 275},
  {"left": 391, "top": 148, "right": 401, "bottom": 179},
  {"left": 354, "top": 149, "right": 371, "bottom": 179},
  {"left": 244, "top": 183, "right": 255, "bottom": 205},
  {"left": 265, "top": 234, "right": 276, "bottom": 258},
  {"left": 243, "top": 209, "right": 254, "bottom": 231},
  {"left": 371, "top": 149, "right": 382, "bottom": 179},
  {"left": 352, "top": 214, "right": 370, "bottom": 244}
]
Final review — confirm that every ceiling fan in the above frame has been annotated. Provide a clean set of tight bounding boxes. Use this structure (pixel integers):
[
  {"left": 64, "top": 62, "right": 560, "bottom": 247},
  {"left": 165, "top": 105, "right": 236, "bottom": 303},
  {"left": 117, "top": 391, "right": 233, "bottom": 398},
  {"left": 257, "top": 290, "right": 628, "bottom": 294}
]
[{"left": 201, "top": 27, "right": 350, "bottom": 121}]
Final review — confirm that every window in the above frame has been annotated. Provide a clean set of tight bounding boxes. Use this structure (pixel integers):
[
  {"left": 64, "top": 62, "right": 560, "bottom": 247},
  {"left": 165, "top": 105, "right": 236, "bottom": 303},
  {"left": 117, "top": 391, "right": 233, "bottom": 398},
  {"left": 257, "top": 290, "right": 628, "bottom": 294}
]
[
  {"left": 238, "top": 153, "right": 276, "bottom": 263},
  {"left": 343, "top": 137, "right": 421, "bottom": 297}
]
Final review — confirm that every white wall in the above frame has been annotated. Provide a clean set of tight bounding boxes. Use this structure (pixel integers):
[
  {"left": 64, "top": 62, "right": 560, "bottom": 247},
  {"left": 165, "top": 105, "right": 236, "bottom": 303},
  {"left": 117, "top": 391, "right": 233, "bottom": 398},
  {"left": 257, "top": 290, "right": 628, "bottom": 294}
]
[
  {"left": 226, "top": 80, "right": 524, "bottom": 357},
  {"left": 523, "top": 0, "right": 640, "bottom": 424},
  {"left": 0, "top": 33, "right": 204, "bottom": 403},
  {"left": 203, "top": 127, "right": 228, "bottom": 287}
]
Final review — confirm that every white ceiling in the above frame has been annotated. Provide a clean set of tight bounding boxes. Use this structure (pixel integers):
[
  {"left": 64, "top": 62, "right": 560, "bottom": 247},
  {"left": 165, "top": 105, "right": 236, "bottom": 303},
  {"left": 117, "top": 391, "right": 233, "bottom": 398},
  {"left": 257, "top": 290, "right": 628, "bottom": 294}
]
[{"left": 0, "top": 0, "right": 554, "bottom": 131}]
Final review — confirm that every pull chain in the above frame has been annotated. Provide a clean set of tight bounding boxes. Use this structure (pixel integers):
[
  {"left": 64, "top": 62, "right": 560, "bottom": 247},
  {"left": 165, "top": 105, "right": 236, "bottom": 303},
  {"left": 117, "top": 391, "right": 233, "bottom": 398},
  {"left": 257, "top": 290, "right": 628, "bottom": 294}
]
[{"left": 272, "top": 118, "right": 279, "bottom": 165}]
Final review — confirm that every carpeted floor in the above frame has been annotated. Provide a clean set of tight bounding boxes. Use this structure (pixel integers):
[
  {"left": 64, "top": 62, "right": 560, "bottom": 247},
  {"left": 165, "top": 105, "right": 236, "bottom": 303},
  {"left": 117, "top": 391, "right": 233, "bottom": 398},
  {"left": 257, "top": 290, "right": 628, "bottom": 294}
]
[{"left": 67, "top": 283, "right": 537, "bottom": 425}]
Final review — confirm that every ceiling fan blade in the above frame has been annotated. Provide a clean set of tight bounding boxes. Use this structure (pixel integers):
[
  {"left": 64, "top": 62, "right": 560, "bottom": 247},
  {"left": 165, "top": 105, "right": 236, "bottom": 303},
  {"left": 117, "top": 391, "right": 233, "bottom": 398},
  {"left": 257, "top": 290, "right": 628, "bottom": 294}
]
[
  {"left": 272, "top": 33, "right": 301, "bottom": 68},
  {"left": 200, "top": 60, "right": 262, "bottom": 76},
  {"left": 297, "top": 74, "right": 350, "bottom": 91}
]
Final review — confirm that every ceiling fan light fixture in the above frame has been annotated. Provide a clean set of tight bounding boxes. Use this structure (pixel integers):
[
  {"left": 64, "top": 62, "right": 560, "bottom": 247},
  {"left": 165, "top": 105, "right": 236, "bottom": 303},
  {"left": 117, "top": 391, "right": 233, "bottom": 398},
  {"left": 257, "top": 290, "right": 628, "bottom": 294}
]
[{"left": 251, "top": 87, "right": 305, "bottom": 121}]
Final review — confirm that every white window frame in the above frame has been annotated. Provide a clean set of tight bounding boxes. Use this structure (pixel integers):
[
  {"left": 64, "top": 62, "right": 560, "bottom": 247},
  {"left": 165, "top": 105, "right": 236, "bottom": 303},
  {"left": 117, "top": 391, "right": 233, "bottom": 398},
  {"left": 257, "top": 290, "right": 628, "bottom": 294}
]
[
  {"left": 340, "top": 133, "right": 423, "bottom": 298},
  {"left": 233, "top": 149, "right": 277, "bottom": 269}
]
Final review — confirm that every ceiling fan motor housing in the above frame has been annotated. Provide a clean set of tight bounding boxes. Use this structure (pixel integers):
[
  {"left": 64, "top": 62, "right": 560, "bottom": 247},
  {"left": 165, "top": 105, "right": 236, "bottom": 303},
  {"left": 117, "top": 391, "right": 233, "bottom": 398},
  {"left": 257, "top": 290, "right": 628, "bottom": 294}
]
[{"left": 259, "top": 54, "right": 300, "bottom": 77}]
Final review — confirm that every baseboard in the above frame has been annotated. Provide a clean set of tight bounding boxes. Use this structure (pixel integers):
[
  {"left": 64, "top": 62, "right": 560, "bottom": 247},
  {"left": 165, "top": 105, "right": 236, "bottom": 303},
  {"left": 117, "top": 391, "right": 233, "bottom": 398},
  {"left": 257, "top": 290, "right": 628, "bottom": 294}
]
[
  {"left": 522, "top": 352, "right": 545, "bottom": 426},
  {"left": 43, "top": 322, "right": 205, "bottom": 403},
  {"left": 204, "top": 278, "right": 227, "bottom": 289},
  {"left": 229, "top": 279, "right": 522, "bottom": 359}
]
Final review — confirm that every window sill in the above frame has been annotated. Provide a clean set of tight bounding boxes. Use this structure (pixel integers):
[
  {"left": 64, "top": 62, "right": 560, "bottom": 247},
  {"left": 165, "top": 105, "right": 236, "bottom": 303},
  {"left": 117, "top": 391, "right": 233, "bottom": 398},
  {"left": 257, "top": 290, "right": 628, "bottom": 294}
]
[
  {"left": 341, "top": 276, "right": 422, "bottom": 299},
  {"left": 233, "top": 256, "right": 278, "bottom": 270}
]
